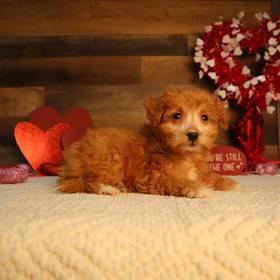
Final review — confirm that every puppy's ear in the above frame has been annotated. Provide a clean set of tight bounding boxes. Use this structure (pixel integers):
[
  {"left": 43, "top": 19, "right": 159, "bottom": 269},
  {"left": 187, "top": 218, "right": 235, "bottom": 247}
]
[
  {"left": 215, "top": 97, "right": 230, "bottom": 130},
  {"left": 144, "top": 97, "right": 163, "bottom": 127}
]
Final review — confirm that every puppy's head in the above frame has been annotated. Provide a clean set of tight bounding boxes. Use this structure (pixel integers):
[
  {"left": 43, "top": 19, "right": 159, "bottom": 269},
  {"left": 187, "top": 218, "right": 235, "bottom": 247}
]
[{"left": 144, "top": 88, "right": 229, "bottom": 154}]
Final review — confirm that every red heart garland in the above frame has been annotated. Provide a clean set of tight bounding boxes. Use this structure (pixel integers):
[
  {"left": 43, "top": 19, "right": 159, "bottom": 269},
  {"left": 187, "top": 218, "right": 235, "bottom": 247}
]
[
  {"left": 15, "top": 122, "right": 70, "bottom": 172},
  {"left": 194, "top": 13, "right": 280, "bottom": 169}
]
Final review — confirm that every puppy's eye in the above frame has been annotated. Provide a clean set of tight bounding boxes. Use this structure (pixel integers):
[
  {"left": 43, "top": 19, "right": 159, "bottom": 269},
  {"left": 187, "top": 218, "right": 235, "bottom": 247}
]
[
  {"left": 201, "top": 114, "right": 208, "bottom": 121},
  {"left": 172, "top": 112, "right": 182, "bottom": 120}
]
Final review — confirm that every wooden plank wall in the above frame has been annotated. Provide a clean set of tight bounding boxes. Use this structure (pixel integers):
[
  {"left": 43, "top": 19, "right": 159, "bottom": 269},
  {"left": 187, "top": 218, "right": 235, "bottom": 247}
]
[{"left": 0, "top": 0, "right": 278, "bottom": 164}]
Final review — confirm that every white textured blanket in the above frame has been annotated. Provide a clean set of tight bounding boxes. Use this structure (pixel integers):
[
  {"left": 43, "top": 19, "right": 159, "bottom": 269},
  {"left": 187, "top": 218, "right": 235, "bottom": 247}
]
[{"left": 0, "top": 176, "right": 280, "bottom": 280}]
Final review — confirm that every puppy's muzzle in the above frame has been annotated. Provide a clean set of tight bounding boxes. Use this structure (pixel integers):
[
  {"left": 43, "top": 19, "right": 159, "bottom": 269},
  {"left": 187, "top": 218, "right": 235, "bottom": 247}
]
[{"left": 187, "top": 132, "right": 199, "bottom": 143}]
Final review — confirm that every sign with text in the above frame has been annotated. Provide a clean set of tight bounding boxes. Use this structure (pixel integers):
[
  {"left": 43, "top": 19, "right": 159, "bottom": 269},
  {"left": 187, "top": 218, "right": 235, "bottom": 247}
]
[{"left": 210, "top": 146, "right": 247, "bottom": 175}]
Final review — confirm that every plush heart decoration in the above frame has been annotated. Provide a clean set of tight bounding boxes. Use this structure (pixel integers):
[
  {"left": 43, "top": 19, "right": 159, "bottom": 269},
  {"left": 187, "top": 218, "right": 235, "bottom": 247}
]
[
  {"left": 40, "top": 162, "right": 60, "bottom": 176},
  {"left": 61, "top": 108, "right": 93, "bottom": 149},
  {"left": 29, "top": 106, "right": 64, "bottom": 131},
  {"left": 210, "top": 146, "right": 247, "bottom": 175},
  {"left": 29, "top": 106, "right": 93, "bottom": 149},
  {"left": 15, "top": 122, "right": 70, "bottom": 171},
  {"left": 194, "top": 12, "right": 280, "bottom": 169}
]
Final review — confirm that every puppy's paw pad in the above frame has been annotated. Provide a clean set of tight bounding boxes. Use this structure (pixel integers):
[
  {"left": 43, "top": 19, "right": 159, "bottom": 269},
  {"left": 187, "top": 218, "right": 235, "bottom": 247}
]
[{"left": 99, "top": 184, "right": 120, "bottom": 195}]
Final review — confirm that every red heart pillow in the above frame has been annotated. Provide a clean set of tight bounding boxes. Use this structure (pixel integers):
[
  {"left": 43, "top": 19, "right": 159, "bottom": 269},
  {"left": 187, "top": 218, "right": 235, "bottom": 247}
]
[
  {"left": 29, "top": 106, "right": 93, "bottom": 149},
  {"left": 15, "top": 122, "right": 70, "bottom": 171}
]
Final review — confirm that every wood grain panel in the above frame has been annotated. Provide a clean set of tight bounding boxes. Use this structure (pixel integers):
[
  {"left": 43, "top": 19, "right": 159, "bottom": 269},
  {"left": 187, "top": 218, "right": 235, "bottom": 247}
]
[
  {"left": 0, "top": 87, "right": 44, "bottom": 117},
  {"left": 141, "top": 56, "right": 264, "bottom": 84},
  {"left": 0, "top": 55, "right": 270, "bottom": 87},
  {"left": 45, "top": 85, "right": 167, "bottom": 114},
  {"left": 0, "top": 117, "right": 24, "bottom": 146},
  {"left": 0, "top": 1, "right": 270, "bottom": 37},
  {"left": 141, "top": 56, "right": 195, "bottom": 84},
  {"left": 264, "top": 145, "right": 279, "bottom": 160},
  {"left": 0, "top": 35, "right": 189, "bottom": 58},
  {"left": 263, "top": 110, "right": 278, "bottom": 145},
  {"left": 272, "top": 0, "right": 280, "bottom": 15},
  {"left": 0, "top": 146, "right": 26, "bottom": 165},
  {"left": 0, "top": 57, "right": 140, "bottom": 86}
]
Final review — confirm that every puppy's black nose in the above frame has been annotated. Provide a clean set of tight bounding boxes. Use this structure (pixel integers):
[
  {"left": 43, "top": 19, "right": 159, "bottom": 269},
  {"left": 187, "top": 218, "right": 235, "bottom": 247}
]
[{"left": 187, "top": 132, "right": 199, "bottom": 142}]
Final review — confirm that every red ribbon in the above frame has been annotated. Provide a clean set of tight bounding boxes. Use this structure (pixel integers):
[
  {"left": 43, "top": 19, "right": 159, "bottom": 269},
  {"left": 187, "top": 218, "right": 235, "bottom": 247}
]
[{"left": 232, "top": 107, "right": 267, "bottom": 170}]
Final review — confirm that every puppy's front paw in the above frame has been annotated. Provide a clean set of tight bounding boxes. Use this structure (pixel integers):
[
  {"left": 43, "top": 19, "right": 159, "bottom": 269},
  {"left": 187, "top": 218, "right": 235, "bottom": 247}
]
[
  {"left": 182, "top": 186, "right": 214, "bottom": 199},
  {"left": 99, "top": 184, "right": 121, "bottom": 195}
]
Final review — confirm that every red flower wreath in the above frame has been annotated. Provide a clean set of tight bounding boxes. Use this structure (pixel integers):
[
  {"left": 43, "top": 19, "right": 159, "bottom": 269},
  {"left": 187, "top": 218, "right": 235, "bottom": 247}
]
[{"left": 194, "top": 12, "right": 280, "bottom": 170}]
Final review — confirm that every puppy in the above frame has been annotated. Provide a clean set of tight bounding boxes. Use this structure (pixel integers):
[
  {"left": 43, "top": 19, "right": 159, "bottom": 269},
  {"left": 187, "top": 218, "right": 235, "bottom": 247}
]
[{"left": 57, "top": 88, "right": 240, "bottom": 198}]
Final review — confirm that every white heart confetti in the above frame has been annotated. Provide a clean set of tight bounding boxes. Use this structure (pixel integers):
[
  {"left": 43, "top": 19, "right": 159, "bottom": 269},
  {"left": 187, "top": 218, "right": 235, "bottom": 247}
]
[
  {"left": 222, "top": 34, "right": 232, "bottom": 44},
  {"left": 214, "top": 21, "right": 223, "bottom": 26},
  {"left": 206, "top": 59, "right": 215, "bottom": 67},
  {"left": 263, "top": 12, "right": 270, "bottom": 20},
  {"left": 227, "top": 84, "right": 237, "bottom": 91},
  {"left": 201, "top": 63, "right": 208, "bottom": 72},
  {"left": 238, "top": 11, "right": 245, "bottom": 20},
  {"left": 267, "top": 21, "right": 277, "bottom": 31},
  {"left": 231, "top": 24, "right": 239, "bottom": 30},
  {"left": 255, "top": 53, "right": 261, "bottom": 62},
  {"left": 249, "top": 90, "right": 254, "bottom": 98},
  {"left": 194, "top": 51, "right": 203, "bottom": 63},
  {"left": 226, "top": 57, "right": 235, "bottom": 69},
  {"left": 194, "top": 56, "right": 202, "bottom": 63},
  {"left": 264, "top": 52, "right": 270, "bottom": 60},
  {"left": 251, "top": 77, "right": 259, "bottom": 85},
  {"left": 257, "top": 75, "right": 266, "bottom": 82},
  {"left": 268, "top": 37, "right": 277, "bottom": 46},
  {"left": 266, "top": 106, "right": 275, "bottom": 114},
  {"left": 268, "top": 47, "right": 277, "bottom": 56},
  {"left": 208, "top": 72, "right": 218, "bottom": 81},
  {"left": 221, "top": 51, "right": 229, "bottom": 58},
  {"left": 273, "top": 29, "right": 280, "bottom": 36},
  {"left": 198, "top": 70, "right": 204, "bottom": 79},
  {"left": 195, "top": 50, "right": 203, "bottom": 57},
  {"left": 196, "top": 38, "right": 204, "bottom": 46},
  {"left": 243, "top": 81, "right": 251, "bottom": 89},
  {"left": 222, "top": 44, "right": 233, "bottom": 52},
  {"left": 242, "top": 66, "right": 250, "bottom": 75},
  {"left": 218, "top": 90, "right": 227, "bottom": 99},
  {"left": 236, "top": 33, "right": 245, "bottom": 42},
  {"left": 265, "top": 92, "right": 273, "bottom": 105},
  {"left": 232, "top": 18, "right": 239, "bottom": 25},
  {"left": 204, "top": 25, "right": 212, "bottom": 33},
  {"left": 232, "top": 29, "right": 240, "bottom": 35},
  {"left": 255, "top": 13, "right": 263, "bottom": 22},
  {"left": 234, "top": 46, "right": 243, "bottom": 56}
]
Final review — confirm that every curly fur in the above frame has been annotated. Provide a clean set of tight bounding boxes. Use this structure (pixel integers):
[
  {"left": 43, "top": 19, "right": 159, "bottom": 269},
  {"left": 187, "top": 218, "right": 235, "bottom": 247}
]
[{"left": 57, "top": 88, "right": 239, "bottom": 198}]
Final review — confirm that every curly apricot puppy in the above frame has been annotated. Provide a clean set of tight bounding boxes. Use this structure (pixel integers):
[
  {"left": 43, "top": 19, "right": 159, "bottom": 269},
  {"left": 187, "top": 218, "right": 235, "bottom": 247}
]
[{"left": 57, "top": 88, "right": 240, "bottom": 198}]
